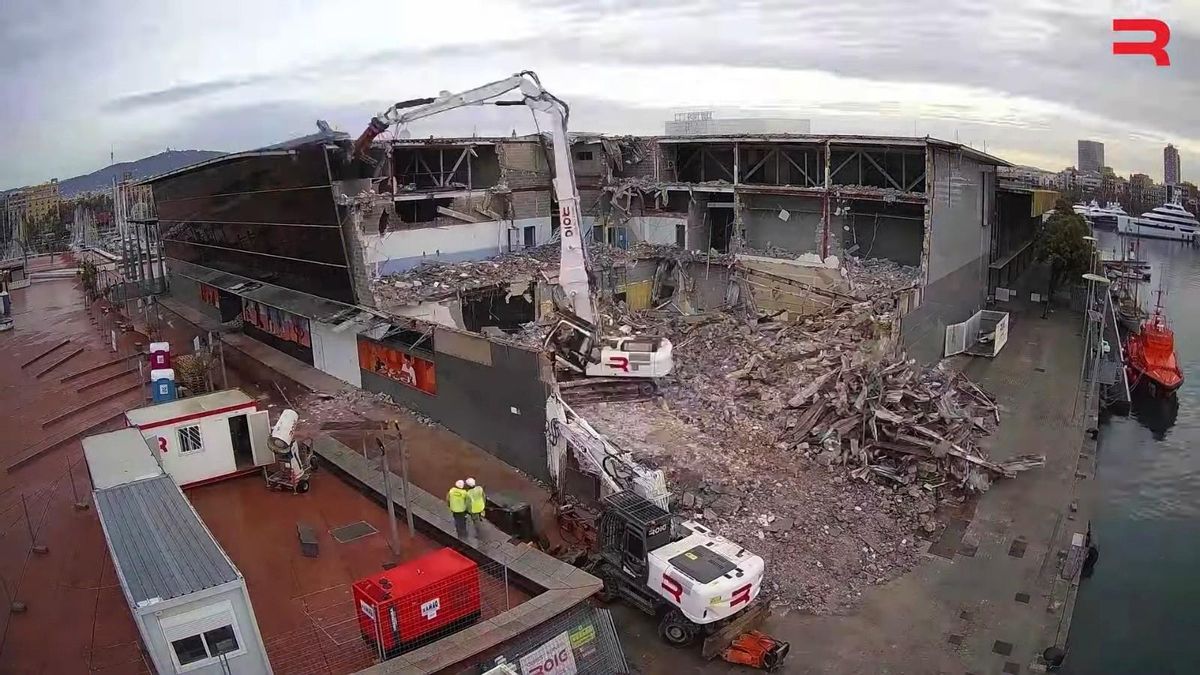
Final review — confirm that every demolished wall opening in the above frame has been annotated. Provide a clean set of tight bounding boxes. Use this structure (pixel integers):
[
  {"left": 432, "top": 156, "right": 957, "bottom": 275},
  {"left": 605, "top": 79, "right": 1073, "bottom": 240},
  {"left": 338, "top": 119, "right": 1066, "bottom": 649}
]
[
  {"left": 392, "top": 145, "right": 500, "bottom": 190},
  {"left": 674, "top": 144, "right": 736, "bottom": 183},
  {"left": 461, "top": 284, "right": 536, "bottom": 333},
  {"left": 705, "top": 194, "right": 735, "bottom": 253},
  {"left": 738, "top": 144, "right": 823, "bottom": 187},
  {"left": 841, "top": 200, "right": 925, "bottom": 266},
  {"left": 741, "top": 194, "right": 825, "bottom": 253},
  {"left": 396, "top": 198, "right": 454, "bottom": 224},
  {"left": 829, "top": 148, "right": 926, "bottom": 192}
]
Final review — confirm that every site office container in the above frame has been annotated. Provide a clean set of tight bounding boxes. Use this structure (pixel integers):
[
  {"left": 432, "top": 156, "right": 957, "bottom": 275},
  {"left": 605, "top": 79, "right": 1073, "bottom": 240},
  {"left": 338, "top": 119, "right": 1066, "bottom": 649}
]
[{"left": 353, "top": 547, "right": 482, "bottom": 657}]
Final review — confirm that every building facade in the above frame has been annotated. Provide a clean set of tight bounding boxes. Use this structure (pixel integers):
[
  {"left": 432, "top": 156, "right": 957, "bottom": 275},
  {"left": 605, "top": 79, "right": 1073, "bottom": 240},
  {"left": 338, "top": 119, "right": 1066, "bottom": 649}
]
[
  {"left": 664, "top": 112, "right": 812, "bottom": 136},
  {"left": 3, "top": 179, "right": 61, "bottom": 242},
  {"left": 1078, "top": 140, "right": 1104, "bottom": 174},
  {"left": 1165, "top": 144, "right": 1181, "bottom": 186}
]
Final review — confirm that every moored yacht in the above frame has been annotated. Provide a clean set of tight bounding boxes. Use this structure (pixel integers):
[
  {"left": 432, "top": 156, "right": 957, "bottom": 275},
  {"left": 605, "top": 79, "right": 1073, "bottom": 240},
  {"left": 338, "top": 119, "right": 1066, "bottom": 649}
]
[{"left": 1116, "top": 201, "right": 1199, "bottom": 242}]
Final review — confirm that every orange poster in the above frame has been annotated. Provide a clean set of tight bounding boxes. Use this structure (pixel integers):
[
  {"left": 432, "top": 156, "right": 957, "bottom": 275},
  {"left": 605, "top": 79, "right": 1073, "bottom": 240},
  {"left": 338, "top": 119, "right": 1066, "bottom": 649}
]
[
  {"left": 200, "top": 283, "right": 220, "bottom": 307},
  {"left": 357, "top": 338, "right": 437, "bottom": 395}
]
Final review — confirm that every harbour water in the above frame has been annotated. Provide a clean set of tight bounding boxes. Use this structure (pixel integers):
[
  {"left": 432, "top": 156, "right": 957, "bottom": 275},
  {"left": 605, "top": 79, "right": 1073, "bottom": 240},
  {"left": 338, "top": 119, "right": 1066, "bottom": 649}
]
[{"left": 1066, "top": 233, "right": 1200, "bottom": 673}]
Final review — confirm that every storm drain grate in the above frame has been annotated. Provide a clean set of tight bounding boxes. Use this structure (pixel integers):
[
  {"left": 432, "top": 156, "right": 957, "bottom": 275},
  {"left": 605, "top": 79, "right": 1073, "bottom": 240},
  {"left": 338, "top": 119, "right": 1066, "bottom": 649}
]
[
  {"left": 331, "top": 521, "right": 378, "bottom": 543},
  {"left": 1003, "top": 662, "right": 1021, "bottom": 674},
  {"left": 1008, "top": 539, "right": 1028, "bottom": 558},
  {"left": 993, "top": 640, "right": 1013, "bottom": 656},
  {"left": 947, "top": 634, "right": 964, "bottom": 646},
  {"left": 1014, "top": 592, "right": 1031, "bottom": 604}
]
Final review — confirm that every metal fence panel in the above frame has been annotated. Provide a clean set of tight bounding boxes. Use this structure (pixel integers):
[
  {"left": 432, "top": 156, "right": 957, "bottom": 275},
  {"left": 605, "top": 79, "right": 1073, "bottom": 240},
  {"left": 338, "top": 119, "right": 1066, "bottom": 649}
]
[{"left": 458, "top": 604, "right": 628, "bottom": 675}]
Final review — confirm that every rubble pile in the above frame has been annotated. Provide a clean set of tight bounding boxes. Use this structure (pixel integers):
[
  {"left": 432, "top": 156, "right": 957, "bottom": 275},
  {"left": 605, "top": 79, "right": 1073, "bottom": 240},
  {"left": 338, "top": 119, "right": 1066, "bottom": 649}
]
[
  {"left": 580, "top": 400, "right": 928, "bottom": 614},
  {"left": 372, "top": 242, "right": 640, "bottom": 308},
  {"left": 372, "top": 244, "right": 560, "bottom": 307},
  {"left": 842, "top": 255, "right": 921, "bottom": 298},
  {"left": 660, "top": 304, "right": 1039, "bottom": 492},
  {"left": 578, "top": 298, "right": 1042, "bottom": 613}
]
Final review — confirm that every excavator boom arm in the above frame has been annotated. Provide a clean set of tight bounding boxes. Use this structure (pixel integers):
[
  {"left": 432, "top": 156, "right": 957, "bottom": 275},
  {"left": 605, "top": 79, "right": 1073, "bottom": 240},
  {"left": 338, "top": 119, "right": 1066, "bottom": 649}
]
[{"left": 353, "top": 71, "right": 596, "bottom": 325}]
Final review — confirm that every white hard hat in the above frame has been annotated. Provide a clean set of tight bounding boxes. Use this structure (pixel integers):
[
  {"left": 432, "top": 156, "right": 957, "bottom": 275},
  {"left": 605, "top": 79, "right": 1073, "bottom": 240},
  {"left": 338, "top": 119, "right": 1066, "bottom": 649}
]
[
  {"left": 455, "top": 480, "right": 465, "bottom": 489},
  {"left": 465, "top": 477, "right": 476, "bottom": 487}
]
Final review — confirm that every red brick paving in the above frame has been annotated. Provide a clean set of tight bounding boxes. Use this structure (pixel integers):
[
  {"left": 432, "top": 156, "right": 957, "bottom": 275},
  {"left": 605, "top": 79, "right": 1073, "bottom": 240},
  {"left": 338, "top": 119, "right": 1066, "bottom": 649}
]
[{"left": 1, "top": 261, "right": 532, "bottom": 674}]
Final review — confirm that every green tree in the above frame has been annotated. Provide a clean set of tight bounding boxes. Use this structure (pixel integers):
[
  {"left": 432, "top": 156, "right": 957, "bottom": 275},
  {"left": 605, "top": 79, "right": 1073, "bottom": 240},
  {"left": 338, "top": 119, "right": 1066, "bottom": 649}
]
[{"left": 1035, "top": 199, "right": 1092, "bottom": 315}]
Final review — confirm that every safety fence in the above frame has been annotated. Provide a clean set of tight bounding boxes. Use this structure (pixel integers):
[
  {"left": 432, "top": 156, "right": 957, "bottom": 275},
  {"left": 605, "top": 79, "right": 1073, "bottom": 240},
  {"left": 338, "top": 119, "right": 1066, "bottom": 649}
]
[{"left": 457, "top": 603, "right": 628, "bottom": 675}]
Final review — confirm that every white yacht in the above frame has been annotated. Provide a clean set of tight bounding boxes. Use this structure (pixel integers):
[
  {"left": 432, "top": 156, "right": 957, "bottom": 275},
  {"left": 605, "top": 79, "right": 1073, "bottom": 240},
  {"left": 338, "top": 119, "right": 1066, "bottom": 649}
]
[
  {"left": 1073, "top": 200, "right": 1127, "bottom": 229},
  {"left": 1116, "top": 201, "right": 1199, "bottom": 242}
]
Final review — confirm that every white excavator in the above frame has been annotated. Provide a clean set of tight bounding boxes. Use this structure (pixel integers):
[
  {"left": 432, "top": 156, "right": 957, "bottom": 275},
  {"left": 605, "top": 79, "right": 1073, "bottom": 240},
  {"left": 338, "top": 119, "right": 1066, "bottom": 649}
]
[{"left": 352, "top": 71, "right": 673, "bottom": 388}]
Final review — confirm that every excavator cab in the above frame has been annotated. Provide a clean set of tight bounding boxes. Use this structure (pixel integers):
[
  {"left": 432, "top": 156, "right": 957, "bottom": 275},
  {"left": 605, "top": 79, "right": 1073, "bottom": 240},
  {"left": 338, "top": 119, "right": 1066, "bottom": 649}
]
[{"left": 543, "top": 318, "right": 674, "bottom": 379}]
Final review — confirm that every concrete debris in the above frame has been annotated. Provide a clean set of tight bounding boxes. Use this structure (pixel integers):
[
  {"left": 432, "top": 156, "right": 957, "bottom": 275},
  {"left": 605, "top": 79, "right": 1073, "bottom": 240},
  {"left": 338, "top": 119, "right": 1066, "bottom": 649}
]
[
  {"left": 576, "top": 297, "right": 1038, "bottom": 614},
  {"left": 841, "top": 256, "right": 921, "bottom": 297},
  {"left": 373, "top": 244, "right": 562, "bottom": 307},
  {"left": 371, "top": 242, "right": 694, "bottom": 308}
]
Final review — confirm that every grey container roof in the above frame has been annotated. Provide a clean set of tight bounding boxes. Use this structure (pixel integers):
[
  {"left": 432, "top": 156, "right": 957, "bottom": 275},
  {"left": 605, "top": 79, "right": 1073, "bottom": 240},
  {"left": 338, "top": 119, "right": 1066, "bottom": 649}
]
[{"left": 94, "top": 474, "right": 240, "bottom": 607}]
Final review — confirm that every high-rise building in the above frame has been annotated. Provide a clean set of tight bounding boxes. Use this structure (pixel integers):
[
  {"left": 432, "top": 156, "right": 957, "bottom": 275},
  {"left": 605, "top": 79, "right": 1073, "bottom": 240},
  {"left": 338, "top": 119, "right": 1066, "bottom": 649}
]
[
  {"left": 1078, "top": 140, "right": 1105, "bottom": 174},
  {"left": 1164, "top": 144, "right": 1181, "bottom": 185}
]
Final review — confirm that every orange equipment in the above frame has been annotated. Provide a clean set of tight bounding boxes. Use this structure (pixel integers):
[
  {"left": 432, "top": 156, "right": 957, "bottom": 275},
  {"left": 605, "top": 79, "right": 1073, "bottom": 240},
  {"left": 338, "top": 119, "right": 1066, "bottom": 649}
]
[{"left": 721, "top": 630, "right": 791, "bottom": 671}]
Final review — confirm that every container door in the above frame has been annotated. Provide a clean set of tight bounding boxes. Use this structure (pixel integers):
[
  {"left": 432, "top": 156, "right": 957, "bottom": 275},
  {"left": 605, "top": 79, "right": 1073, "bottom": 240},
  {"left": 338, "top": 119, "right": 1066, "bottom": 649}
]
[
  {"left": 944, "top": 319, "right": 969, "bottom": 357},
  {"left": 992, "top": 313, "right": 1010, "bottom": 355},
  {"left": 247, "top": 410, "right": 272, "bottom": 466}
]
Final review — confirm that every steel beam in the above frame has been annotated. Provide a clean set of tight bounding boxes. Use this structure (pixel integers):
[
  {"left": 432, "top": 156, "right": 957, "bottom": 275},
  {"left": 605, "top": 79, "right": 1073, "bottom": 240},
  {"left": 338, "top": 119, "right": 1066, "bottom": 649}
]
[{"left": 862, "top": 151, "right": 904, "bottom": 191}]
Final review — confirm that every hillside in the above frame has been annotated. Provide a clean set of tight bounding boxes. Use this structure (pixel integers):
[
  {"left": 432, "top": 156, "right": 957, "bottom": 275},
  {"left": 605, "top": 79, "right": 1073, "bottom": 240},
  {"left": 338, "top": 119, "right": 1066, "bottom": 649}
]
[{"left": 57, "top": 149, "right": 226, "bottom": 197}]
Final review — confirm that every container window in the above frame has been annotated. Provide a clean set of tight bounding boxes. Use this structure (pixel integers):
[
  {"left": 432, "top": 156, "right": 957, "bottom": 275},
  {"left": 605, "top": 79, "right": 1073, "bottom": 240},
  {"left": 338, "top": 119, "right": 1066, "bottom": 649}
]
[
  {"left": 178, "top": 425, "right": 203, "bottom": 454},
  {"left": 161, "top": 601, "right": 246, "bottom": 672},
  {"left": 204, "top": 625, "right": 239, "bottom": 655},
  {"left": 170, "top": 635, "right": 208, "bottom": 665}
]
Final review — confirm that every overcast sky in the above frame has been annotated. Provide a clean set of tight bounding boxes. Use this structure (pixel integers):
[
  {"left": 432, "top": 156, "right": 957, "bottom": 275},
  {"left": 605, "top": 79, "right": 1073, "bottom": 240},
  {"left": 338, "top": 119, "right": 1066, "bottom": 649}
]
[{"left": 1, "top": 0, "right": 1197, "bottom": 189}]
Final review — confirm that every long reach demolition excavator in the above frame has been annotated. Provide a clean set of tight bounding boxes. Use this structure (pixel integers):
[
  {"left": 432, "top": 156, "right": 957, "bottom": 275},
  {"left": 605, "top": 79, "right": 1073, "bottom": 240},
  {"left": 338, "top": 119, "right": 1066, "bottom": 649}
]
[
  {"left": 352, "top": 71, "right": 673, "bottom": 390},
  {"left": 354, "top": 72, "right": 788, "bottom": 671}
]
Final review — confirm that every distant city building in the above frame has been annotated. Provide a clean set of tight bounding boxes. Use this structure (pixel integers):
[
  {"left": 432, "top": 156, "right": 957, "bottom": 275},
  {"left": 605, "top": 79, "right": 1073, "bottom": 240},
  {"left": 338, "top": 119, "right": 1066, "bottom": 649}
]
[
  {"left": 999, "top": 165, "right": 1058, "bottom": 189},
  {"left": 1077, "top": 140, "right": 1105, "bottom": 174},
  {"left": 1180, "top": 181, "right": 1198, "bottom": 212},
  {"left": 664, "top": 111, "right": 811, "bottom": 136},
  {"left": 1164, "top": 144, "right": 1181, "bottom": 185},
  {"left": 1077, "top": 171, "right": 1103, "bottom": 191},
  {"left": 4, "top": 179, "right": 61, "bottom": 241}
]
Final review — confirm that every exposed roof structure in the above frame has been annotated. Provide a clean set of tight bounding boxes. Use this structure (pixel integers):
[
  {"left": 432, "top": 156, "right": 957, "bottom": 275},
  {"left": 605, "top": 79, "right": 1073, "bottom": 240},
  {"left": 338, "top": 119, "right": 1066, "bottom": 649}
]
[{"left": 94, "top": 474, "right": 240, "bottom": 606}]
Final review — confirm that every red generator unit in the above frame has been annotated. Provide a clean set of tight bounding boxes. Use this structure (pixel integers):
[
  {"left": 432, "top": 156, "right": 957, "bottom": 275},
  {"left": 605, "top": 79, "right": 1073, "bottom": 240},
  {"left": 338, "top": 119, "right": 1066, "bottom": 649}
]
[{"left": 353, "top": 547, "right": 482, "bottom": 657}]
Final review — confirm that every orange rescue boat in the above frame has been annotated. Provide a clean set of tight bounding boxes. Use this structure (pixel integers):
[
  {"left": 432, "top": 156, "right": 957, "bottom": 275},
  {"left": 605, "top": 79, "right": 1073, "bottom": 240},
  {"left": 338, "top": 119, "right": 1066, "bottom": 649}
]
[{"left": 1125, "top": 300, "right": 1184, "bottom": 396}]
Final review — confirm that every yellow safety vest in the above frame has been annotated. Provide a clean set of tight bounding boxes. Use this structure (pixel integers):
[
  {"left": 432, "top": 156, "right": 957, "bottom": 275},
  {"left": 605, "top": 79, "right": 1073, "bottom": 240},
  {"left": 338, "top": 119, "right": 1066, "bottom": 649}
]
[
  {"left": 447, "top": 487, "right": 468, "bottom": 513},
  {"left": 467, "top": 486, "right": 486, "bottom": 514}
]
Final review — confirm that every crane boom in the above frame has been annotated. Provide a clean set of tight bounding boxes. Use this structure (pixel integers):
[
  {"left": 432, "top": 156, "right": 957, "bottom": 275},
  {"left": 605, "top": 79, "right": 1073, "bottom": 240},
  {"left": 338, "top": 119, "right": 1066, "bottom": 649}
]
[{"left": 353, "top": 71, "right": 595, "bottom": 325}]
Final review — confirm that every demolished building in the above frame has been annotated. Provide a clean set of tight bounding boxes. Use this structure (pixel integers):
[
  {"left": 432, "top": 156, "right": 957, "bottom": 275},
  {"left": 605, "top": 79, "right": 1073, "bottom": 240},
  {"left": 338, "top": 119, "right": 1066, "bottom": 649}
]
[{"left": 128, "top": 126, "right": 1049, "bottom": 618}]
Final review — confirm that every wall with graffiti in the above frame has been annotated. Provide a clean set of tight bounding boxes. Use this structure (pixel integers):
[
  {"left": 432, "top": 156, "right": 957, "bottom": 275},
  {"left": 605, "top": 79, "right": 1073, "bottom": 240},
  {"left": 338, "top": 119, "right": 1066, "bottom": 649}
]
[{"left": 357, "top": 337, "right": 437, "bottom": 395}]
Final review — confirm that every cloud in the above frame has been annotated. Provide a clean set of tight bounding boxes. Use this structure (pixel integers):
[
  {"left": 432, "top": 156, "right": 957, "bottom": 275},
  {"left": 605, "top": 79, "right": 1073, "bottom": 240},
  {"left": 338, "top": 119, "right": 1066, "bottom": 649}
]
[
  {"left": 103, "top": 75, "right": 275, "bottom": 112},
  {"left": 2, "top": 0, "right": 1198, "bottom": 188}
]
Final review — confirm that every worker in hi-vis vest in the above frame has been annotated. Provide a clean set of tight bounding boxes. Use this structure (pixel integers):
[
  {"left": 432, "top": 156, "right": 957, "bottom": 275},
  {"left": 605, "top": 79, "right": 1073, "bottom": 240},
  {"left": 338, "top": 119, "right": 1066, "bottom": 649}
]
[
  {"left": 447, "top": 480, "right": 469, "bottom": 539},
  {"left": 465, "top": 477, "right": 485, "bottom": 539}
]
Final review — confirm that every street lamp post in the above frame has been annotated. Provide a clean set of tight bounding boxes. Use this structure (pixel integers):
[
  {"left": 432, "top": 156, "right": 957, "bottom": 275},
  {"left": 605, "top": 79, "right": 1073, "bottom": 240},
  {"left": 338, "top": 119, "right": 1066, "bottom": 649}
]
[{"left": 1075, "top": 272, "right": 1112, "bottom": 419}]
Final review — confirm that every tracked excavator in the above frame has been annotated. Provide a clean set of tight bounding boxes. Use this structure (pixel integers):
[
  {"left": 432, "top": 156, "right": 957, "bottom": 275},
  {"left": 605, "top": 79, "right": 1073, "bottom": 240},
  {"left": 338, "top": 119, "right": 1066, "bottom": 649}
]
[{"left": 353, "top": 71, "right": 673, "bottom": 395}]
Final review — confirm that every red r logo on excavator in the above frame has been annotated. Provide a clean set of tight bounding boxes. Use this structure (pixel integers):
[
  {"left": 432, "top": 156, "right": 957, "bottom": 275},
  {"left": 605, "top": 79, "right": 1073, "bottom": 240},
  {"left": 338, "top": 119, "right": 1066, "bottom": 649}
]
[
  {"left": 157, "top": 437, "right": 168, "bottom": 453},
  {"left": 661, "top": 574, "right": 683, "bottom": 604},
  {"left": 608, "top": 356, "right": 630, "bottom": 372},
  {"left": 731, "top": 584, "right": 752, "bottom": 607}
]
